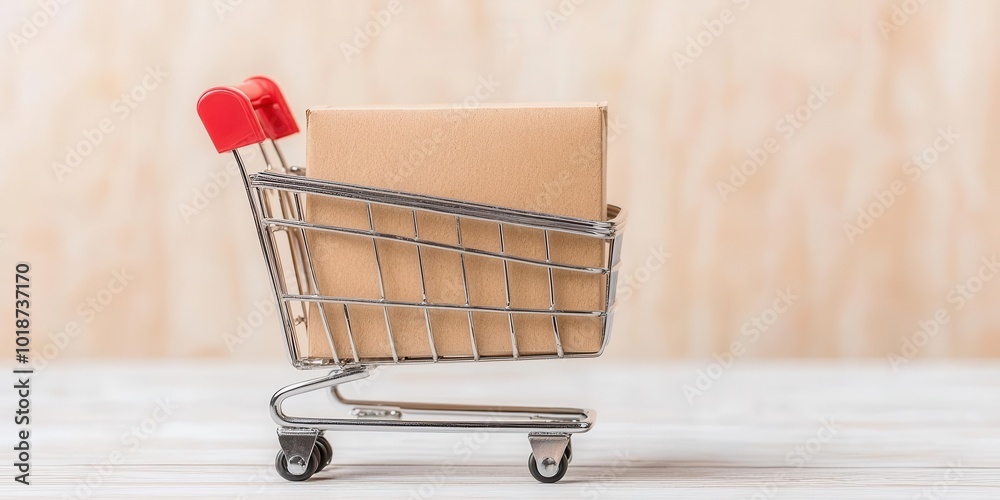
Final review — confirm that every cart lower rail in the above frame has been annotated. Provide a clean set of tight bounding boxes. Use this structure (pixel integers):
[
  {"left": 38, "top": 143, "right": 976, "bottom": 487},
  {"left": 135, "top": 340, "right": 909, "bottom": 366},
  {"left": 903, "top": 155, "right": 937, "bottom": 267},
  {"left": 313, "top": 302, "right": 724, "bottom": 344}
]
[{"left": 272, "top": 365, "right": 588, "bottom": 482}]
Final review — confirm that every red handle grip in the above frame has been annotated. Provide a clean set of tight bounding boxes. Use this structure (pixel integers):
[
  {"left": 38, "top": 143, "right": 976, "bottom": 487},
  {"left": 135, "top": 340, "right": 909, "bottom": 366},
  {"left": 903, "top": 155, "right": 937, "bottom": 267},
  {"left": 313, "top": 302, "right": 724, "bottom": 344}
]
[{"left": 197, "top": 76, "right": 299, "bottom": 153}]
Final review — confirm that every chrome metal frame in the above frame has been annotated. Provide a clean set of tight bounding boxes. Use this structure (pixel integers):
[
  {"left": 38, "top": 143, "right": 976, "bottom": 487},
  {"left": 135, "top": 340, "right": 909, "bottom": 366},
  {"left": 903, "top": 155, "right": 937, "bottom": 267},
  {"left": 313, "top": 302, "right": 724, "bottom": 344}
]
[{"left": 231, "top": 139, "right": 628, "bottom": 481}]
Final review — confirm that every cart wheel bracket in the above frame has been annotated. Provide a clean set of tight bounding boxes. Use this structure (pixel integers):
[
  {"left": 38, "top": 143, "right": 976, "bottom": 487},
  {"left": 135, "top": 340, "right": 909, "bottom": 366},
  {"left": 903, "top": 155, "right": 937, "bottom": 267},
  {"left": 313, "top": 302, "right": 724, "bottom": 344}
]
[
  {"left": 528, "top": 433, "right": 570, "bottom": 478},
  {"left": 277, "top": 427, "right": 320, "bottom": 475}
]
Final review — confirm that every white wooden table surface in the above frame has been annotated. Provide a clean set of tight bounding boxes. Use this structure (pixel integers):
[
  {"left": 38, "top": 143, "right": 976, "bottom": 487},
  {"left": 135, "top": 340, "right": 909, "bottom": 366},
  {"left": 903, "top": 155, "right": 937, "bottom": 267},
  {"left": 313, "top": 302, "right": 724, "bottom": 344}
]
[{"left": 3, "top": 359, "right": 999, "bottom": 499}]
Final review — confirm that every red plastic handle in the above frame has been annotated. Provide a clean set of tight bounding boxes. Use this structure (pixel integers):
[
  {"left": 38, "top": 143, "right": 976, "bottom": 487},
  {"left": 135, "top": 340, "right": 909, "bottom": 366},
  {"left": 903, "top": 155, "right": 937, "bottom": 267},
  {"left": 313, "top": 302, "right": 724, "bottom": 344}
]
[{"left": 197, "top": 76, "right": 299, "bottom": 153}]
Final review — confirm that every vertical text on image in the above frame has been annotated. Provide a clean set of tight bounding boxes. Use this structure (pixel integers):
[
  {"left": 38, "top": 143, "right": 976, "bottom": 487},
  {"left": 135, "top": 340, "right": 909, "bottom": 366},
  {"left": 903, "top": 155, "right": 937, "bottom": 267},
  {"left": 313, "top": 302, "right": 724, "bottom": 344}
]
[{"left": 13, "top": 263, "right": 33, "bottom": 486}]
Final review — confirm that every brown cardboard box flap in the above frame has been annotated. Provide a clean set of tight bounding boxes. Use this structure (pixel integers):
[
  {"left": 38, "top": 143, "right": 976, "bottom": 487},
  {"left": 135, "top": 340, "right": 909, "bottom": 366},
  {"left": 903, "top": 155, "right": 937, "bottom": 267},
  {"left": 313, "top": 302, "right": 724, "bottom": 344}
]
[{"left": 304, "top": 104, "right": 607, "bottom": 361}]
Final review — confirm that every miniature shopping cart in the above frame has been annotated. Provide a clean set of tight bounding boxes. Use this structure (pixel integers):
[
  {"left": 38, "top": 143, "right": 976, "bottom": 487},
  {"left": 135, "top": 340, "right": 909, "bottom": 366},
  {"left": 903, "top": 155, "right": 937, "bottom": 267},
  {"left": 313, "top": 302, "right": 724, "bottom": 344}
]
[{"left": 197, "top": 77, "right": 627, "bottom": 483}]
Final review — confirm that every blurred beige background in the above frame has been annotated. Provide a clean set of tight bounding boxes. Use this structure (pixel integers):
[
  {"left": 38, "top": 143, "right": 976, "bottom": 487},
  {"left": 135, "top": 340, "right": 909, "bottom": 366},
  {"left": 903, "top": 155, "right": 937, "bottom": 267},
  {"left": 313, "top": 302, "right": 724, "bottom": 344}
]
[{"left": 2, "top": 0, "right": 999, "bottom": 365}]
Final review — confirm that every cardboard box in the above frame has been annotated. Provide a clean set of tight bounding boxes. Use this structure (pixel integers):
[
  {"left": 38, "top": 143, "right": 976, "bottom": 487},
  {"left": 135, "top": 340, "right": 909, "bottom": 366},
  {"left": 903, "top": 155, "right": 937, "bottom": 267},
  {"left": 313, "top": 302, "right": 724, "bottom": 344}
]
[{"left": 304, "top": 104, "right": 607, "bottom": 361}]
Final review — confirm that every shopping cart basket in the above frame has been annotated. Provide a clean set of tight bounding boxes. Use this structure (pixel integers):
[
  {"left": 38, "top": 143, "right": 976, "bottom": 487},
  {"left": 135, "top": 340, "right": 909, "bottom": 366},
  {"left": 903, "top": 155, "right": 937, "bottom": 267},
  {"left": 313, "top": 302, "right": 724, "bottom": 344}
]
[{"left": 197, "top": 76, "right": 627, "bottom": 483}]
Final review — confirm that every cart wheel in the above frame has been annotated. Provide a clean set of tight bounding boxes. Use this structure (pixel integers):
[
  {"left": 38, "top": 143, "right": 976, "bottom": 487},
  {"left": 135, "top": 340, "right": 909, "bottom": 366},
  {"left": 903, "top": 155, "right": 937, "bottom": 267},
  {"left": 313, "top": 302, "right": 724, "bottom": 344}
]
[
  {"left": 274, "top": 446, "right": 322, "bottom": 481},
  {"left": 528, "top": 448, "right": 570, "bottom": 484},
  {"left": 314, "top": 436, "right": 332, "bottom": 472}
]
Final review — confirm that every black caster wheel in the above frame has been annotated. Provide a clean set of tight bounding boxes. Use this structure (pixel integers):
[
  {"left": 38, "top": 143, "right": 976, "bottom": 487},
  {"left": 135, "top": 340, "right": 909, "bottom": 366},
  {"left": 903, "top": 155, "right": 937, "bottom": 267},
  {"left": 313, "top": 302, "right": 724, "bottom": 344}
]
[
  {"left": 274, "top": 446, "right": 322, "bottom": 481},
  {"left": 528, "top": 448, "right": 570, "bottom": 483},
  {"left": 314, "top": 436, "right": 332, "bottom": 472}
]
